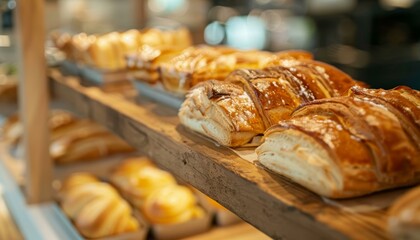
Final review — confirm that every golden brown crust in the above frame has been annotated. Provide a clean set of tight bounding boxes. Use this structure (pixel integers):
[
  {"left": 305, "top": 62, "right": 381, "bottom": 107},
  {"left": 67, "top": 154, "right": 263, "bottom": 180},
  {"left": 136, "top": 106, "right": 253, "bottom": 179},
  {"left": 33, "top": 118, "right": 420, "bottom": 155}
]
[
  {"left": 179, "top": 58, "right": 361, "bottom": 147},
  {"left": 260, "top": 86, "right": 420, "bottom": 198},
  {"left": 160, "top": 48, "right": 314, "bottom": 94}
]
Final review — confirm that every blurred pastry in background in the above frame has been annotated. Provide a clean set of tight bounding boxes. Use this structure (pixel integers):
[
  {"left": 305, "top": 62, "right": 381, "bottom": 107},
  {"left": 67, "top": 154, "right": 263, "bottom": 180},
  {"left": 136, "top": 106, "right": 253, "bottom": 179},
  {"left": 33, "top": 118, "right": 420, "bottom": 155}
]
[
  {"left": 143, "top": 185, "right": 205, "bottom": 224},
  {"left": 59, "top": 173, "right": 140, "bottom": 239},
  {"left": 111, "top": 158, "right": 177, "bottom": 208},
  {"left": 52, "top": 27, "right": 192, "bottom": 71},
  {"left": 2, "top": 110, "right": 135, "bottom": 163},
  {"left": 2, "top": 110, "right": 77, "bottom": 145}
]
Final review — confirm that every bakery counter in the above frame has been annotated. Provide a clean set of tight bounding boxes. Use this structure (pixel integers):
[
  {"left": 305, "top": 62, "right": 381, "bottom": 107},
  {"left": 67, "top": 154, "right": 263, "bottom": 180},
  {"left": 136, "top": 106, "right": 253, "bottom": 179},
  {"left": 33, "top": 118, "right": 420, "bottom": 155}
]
[{"left": 49, "top": 68, "right": 390, "bottom": 240}]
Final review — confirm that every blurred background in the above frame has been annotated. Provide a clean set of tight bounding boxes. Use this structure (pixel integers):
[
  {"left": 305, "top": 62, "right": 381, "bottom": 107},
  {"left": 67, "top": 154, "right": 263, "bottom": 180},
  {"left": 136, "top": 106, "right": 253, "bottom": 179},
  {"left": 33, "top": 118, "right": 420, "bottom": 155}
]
[{"left": 1, "top": 0, "right": 420, "bottom": 89}]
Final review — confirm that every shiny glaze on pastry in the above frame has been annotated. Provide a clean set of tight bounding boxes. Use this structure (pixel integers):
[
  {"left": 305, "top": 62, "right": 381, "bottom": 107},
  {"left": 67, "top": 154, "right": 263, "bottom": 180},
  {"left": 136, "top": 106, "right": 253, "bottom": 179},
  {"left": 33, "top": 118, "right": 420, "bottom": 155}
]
[
  {"left": 257, "top": 86, "right": 420, "bottom": 198},
  {"left": 179, "top": 59, "right": 362, "bottom": 147}
]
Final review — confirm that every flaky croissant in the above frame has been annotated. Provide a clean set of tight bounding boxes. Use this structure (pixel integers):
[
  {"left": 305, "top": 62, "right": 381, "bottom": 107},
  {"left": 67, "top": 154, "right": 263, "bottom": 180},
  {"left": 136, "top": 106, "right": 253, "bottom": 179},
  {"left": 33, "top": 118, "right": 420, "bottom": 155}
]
[
  {"left": 60, "top": 174, "right": 140, "bottom": 238},
  {"left": 257, "top": 86, "right": 420, "bottom": 198},
  {"left": 179, "top": 59, "right": 362, "bottom": 147}
]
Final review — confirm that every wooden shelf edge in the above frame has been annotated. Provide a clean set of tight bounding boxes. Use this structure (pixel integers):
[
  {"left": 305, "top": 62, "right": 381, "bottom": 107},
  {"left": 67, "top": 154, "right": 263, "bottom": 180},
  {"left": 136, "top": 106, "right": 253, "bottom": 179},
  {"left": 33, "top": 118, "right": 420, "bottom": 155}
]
[{"left": 49, "top": 69, "right": 389, "bottom": 240}]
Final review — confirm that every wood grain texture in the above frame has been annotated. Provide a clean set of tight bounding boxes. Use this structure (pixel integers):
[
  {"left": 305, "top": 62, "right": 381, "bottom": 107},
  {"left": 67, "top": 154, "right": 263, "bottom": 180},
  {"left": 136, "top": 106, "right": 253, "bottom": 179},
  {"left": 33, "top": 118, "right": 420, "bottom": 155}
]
[
  {"left": 16, "top": 0, "right": 53, "bottom": 203},
  {"left": 50, "top": 69, "right": 391, "bottom": 240}
]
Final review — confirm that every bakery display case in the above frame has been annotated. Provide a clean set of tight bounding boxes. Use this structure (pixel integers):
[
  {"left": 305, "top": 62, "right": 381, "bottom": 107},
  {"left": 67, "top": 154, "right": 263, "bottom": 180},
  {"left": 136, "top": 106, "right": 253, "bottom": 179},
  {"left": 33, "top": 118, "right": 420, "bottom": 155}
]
[{"left": 0, "top": 0, "right": 419, "bottom": 240}]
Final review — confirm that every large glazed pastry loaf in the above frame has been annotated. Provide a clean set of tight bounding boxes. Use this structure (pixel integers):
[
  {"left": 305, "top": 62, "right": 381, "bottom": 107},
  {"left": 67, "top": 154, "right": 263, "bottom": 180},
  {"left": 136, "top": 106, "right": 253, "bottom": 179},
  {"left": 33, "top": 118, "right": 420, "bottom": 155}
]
[
  {"left": 257, "top": 86, "right": 420, "bottom": 198},
  {"left": 59, "top": 173, "right": 140, "bottom": 238},
  {"left": 179, "top": 59, "right": 363, "bottom": 147},
  {"left": 388, "top": 185, "right": 420, "bottom": 239}
]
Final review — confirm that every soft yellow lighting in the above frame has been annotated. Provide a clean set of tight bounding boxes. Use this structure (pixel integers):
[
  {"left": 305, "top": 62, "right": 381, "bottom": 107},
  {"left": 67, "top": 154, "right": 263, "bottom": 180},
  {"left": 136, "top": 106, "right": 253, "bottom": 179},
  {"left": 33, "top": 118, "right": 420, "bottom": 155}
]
[{"left": 380, "top": 0, "right": 414, "bottom": 8}]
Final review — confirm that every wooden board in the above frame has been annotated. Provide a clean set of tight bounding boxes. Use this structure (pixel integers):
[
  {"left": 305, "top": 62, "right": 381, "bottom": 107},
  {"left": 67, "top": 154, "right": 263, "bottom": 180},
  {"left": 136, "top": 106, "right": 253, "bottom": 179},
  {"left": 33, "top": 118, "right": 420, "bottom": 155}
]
[
  {"left": 49, "top": 69, "right": 391, "bottom": 240},
  {"left": 16, "top": 0, "right": 52, "bottom": 203}
]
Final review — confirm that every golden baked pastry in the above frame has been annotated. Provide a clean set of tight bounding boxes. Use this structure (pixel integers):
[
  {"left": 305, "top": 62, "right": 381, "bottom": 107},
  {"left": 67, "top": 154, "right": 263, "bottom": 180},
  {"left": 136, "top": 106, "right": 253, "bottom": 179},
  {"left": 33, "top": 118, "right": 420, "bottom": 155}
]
[
  {"left": 111, "top": 158, "right": 177, "bottom": 208},
  {"left": 58, "top": 172, "right": 99, "bottom": 199},
  {"left": 179, "top": 59, "right": 362, "bottom": 147},
  {"left": 51, "top": 128, "right": 134, "bottom": 164},
  {"left": 143, "top": 185, "right": 204, "bottom": 224},
  {"left": 70, "top": 33, "right": 96, "bottom": 64},
  {"left": 53, "top": 28, "right": 192, "bottom": 72},
  {"left": 7, "top": 113, "right": 134, "bottom": 163},
  {"left": 388, "top": 186, "right": 420, "bottom": 239},
  {"left": 126, "top": 46, "right": 184, "bottom": 83},
  {"left": 3, "top": 110, "right": 77, "bottom": 145},
  {"left": 60, "top": 173, "right": 139, "bottom": 238},
  {"left": 257, "top": 86, "right": 420, "bottom": 198},
  {"left": 125, "top": 28, "right": 192, "bottom": 83},
  {"left": 159, "top": 47, "right": 313, "bottom": 95}
]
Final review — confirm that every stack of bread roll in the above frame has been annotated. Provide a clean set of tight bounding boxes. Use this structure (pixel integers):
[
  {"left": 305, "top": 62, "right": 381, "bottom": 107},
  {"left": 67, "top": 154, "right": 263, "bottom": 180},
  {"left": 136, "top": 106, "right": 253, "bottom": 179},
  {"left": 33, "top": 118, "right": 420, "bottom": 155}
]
[{"left": 59, "top": 173, "right": 140, "bottom": 238}]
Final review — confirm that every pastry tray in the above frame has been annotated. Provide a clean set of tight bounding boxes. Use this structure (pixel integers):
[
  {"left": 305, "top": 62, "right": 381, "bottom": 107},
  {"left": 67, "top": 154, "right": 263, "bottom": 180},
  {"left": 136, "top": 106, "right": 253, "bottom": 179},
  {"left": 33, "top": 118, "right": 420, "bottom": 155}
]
[
  {"left": 80, "top": 67, "right": 129, "bottom": 87},
  {"left": 132, "top": 81, "right": 185, "bottom": 110},
  {"left": 59, "top": 60, "right": 129, "bottom": 86}
]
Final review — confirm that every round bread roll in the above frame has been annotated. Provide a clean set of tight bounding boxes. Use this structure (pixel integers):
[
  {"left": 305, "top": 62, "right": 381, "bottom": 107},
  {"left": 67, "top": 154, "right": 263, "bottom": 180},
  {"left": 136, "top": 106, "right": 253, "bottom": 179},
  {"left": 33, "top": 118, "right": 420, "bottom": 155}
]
[{"left": 143, "top": 185, "right": 204, "bottom": 224}]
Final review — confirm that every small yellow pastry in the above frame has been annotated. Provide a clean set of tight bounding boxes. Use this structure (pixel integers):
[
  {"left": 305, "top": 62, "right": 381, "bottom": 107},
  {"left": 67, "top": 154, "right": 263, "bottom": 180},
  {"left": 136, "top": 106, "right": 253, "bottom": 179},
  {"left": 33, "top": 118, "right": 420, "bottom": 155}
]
[
  {"left": 112, "top": 159, "right": 177, "bottom": 208},
  {"left": 143, "top": 185, "right": 204, "bottom": 224}
]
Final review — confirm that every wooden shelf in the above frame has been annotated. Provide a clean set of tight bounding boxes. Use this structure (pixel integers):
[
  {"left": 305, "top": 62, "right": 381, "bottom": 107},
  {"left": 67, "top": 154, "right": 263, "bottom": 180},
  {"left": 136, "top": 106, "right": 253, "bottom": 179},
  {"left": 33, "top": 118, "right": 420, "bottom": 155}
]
[{"left": 49, "top": 69, "right": 389, "bottom": 240}]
